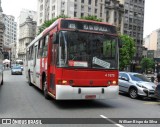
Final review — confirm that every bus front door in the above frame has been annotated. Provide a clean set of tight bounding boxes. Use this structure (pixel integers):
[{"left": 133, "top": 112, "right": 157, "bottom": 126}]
[
  {"left": 33, "top": 45, "right": 39, "bottom": 87},
  {"left": 47, "top": 37, "right": 56, "bottom": 96}
]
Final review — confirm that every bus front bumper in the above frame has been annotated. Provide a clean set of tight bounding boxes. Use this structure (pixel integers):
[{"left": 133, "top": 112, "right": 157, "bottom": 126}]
[{"left": 55, "top": 85, "right": 119, "bottom": 100}]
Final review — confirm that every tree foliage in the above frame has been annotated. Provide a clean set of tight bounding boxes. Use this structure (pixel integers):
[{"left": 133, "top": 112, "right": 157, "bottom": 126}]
[
  {"left": 38, "top": 14, "right": 69, "bottom": 34},
  {"left": 119, "top": 34, "right": 136, "bottom": 70},
  {"left": 140, "top": 58, "right": 155, "bottom": 73},
  {"left": 81, "top": 15, "right": 102, "bottom": 22}
]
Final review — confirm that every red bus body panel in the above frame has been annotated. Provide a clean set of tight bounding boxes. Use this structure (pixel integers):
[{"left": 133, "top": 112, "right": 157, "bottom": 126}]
[{"left": 55, "top": 68, "right": 118, "bottom": 87}]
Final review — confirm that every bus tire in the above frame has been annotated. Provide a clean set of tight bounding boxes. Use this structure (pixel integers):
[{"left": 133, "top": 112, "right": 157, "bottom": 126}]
[
  {"left": 1, "top": 73, "right": 3, "bottom": 85},
  {"left": 28, "top": 71, "right": 32, "bottom": 86},
  {"left": 43, "top": 76, "right": 50, "bottom": 99}
]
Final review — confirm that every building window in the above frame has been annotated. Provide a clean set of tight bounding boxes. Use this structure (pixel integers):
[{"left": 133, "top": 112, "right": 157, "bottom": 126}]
[
  {"left": 52, "top": 5, "right": 55, "bottom": 10},
  {"left": 81, "top": 13, "right": 84, "bottom": 17},
  {"left": 61, "top": 10, "right": 64, "bottom": 15},
  {"left": 61, "top": 2, "right": 65, "bottom": 8},
  {"left": 95, "top": 9, "right": 97, "bottom": 14},
  {"left": 95, "top": 0, "right": 98, "bottom": 6},
  {"left": 81, "top": 0, "right": 84, "bottom": 3},
  {"left": 81, "top": 5, "right": 84, "bottom": 11},
  {"left": 88, "top": 0, "right": 91, "bottom": 5},
  {"left": 40, "top": 5, "right": 43, "bottom": 11},
  {"left": 74, "top": 4, "right": 77, "bottom": 9},
  {"left": 74, "top": 12, "right": 77, "bottom": 17},
  {"left": 88, "top": 7, "right": 91, "bottom": 13}
]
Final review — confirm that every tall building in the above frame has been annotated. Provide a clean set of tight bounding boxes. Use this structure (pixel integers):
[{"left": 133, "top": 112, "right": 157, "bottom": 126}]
[
  {"left": 3, "top": 15, "right": 17, "bottom": 46},
  {"left": 16, "top": 9, "right": 37, "bottom": 59},
  {"left": 143, "top": 29, "right": 160, "bottom": 51},
  {"left": 18, "top": 9, "right": 37, "bottom": 25},
  {"left": 37, "top": 0, "right": 124, "bottom": 31},
  {"left": 157, "top": 29, "right": 160, "bottom": 50},
  {"left": 18, "top": 17, "right": 37, "bottom": 61},
  {"left": 0, "top": 0, "right": 5, "bottom": 51},
  {"left": 119, "top": 0, "right": 145, "bottom": 62}
]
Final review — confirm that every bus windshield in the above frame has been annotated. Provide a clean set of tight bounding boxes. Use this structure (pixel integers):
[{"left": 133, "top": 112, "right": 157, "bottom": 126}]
[{"left": 57, "top": 31, "right": 118, "bottom": 69}]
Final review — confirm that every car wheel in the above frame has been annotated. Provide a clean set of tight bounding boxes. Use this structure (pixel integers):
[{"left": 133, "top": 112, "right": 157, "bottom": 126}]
[
  {"left": 43, "top": 76, "right": 50, "bottom": 99},
  {"left": 129, "top": 88, "right": 138, "bottom": 99}
]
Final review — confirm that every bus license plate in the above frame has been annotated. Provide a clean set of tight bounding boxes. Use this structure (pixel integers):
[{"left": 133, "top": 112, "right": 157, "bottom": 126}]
[{"left": 85, "top": 95, "right": 96, "bottom": 99}]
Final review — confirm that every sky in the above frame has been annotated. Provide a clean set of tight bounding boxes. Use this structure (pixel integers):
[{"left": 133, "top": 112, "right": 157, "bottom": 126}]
[
  {"left": 1, "top": 0, "right": 37, "bottom": 18},
  {"left": 1, "top": 0, "right": 160, "bottom": 38}
]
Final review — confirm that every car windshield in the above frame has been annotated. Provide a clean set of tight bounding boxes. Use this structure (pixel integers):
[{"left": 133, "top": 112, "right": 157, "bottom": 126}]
[
  {"left": 129, "top": 74, "right": 150, "bottom": 82},
  {"left": 56, "top": 31, "right": 118, "bottom": 69}
]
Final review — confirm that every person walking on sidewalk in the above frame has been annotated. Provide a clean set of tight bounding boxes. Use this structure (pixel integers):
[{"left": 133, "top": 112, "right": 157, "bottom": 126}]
[{"left": 157, "top": 72, "right": 160, "bottom": 83}]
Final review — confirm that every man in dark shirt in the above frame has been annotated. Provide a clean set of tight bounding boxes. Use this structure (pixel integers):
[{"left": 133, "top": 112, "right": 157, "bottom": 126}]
[{"left": 157, "top": 72, "right": 160, "bottom": 83}]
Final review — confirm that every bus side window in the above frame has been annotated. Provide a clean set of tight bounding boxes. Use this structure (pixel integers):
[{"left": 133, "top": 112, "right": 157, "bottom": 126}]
[
  {"left": 30, "top": 45, "right": 34, "bottom": 60},
  {"left": 38, "top": 39, "right": 43, "bottom": 58},
  {"left": 29, "top": 47, "right": 31, "bottom": 60},
  {"left": 42, "top": 35, "right": 49, "bottom": 57},
  {"left": 26, "top": 51, "right": 29, "bottom": 61}
]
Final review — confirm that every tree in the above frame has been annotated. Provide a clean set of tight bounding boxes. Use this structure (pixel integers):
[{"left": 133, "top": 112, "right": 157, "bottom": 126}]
[
  {"left": 81, "top": 15, "right": 102, "bottom": 22},
  {"left": 119, "top": 34, "right": 136, "bottom": 70},
  {"left": 38, "top": 14, "right": 69, "bottom": 34},
  {"left": 140, "top": 58, "right": 155, "bottom": 73}
]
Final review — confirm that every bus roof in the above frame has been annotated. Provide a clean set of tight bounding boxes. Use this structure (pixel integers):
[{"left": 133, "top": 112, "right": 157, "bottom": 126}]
[
  {"left": 44, "top": 18, "right": 116, "bottom": 34},
  {"left": 27, "top": 18, "right": 117, "bottom": 49}
]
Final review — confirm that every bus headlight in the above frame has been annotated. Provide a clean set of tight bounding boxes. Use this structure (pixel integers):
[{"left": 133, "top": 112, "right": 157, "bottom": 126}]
[
  {"left": 57, "top": 80, "right": 67, "bottom": 85},
  {"left": 112, "top": 81, "right": 117, "bottom": 85}
]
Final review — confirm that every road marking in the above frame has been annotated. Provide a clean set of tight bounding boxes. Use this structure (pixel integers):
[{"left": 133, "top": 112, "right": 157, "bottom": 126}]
[
  {"left": 100, "top": 115, "right": 124, "bottom": 127},
  {"left": 144, "top": 102, "right": 160, "bottom": 105}
]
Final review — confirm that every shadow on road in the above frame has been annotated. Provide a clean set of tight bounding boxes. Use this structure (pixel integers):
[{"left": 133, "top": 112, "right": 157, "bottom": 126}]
[
  {"left": 119, "top": 92, "right": 158, "bottom": 102},
  {"left": 51, "top": 100, "right": 115, "bottom": 109}
]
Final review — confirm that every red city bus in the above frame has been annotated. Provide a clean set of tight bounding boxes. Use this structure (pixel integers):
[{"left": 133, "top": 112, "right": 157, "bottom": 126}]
[{"left": 26, "top": 18, "right": 119, "bottom": 100}]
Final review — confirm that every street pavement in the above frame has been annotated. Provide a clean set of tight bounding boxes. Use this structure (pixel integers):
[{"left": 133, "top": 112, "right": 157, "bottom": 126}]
[{"left": 0, "top": 70, "right": 160, "bottom": 127}]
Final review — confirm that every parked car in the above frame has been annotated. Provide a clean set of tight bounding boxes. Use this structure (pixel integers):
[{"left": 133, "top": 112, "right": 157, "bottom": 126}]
[
  {"left": 119, "top": 72, "right": 156, "bottom": 99},
  {"left": 11, "top": 66, "right": 23, "bottom": 75},
  {"left": 154, "top": 84, "right": 160, "bottom": 100}
]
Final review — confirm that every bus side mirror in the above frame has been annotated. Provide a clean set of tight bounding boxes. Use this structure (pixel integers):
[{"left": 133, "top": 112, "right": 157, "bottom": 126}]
[
  {"left": 52, "top": 33, "right": 58, "bottom": 44},
  {"left": 118, "top": 38, "right": 122, "bottom": 48}
]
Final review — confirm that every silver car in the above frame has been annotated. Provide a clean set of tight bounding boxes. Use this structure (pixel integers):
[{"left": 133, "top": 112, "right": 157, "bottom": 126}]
[{"left": 119, "top": 72, "right": 156, "bottom": 99}]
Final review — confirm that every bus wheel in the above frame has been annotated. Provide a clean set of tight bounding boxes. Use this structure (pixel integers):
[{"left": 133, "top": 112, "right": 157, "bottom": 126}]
[
  {"left": 1, "top": 73, "right": 3, "bottom": 85},
  {"left": 28, "top": 72, "right": 32, "bottom": 86},
  {"left": 43, "top": 77, "right": 50, "bottom": 99}
]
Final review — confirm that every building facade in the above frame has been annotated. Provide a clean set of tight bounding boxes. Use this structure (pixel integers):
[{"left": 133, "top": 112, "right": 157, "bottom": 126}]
[
  {"left": 143, "top": 29, "right": 160, "bottom": 51},
  {"left": 16, "top": 9, "right": 37, "bottom": 59},
  {"left": 18, "top": 17, "right": 37, "bottom": 61},
  {"left": 0, "top": 0, "right": 5, "bottom": 51},
  {"left": 37, "top": 0, "right": 124, "bottom": 33},
  {"left": 9, "top": 43, "right": 16, "bottom": 62},
  {"left": 119, "top": 0, "right": 145, "bottom": 62},
  {"left": 157, "top": 29, "right": 160, "bottom": 50},
  {"left": 3, "top": 15, "right": 17, "bottom": 46}
]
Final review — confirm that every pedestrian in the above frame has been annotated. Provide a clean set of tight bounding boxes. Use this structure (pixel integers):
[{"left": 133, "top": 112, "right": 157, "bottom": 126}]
[
  {"left": 7, "top": 64, "right": 8, "bottom": 68},
  {"left": 151, "top": 76, "right": 155, "bottom": 83},
  {"left": 157, "top": 72, "right": 160, "bottom": 83}
]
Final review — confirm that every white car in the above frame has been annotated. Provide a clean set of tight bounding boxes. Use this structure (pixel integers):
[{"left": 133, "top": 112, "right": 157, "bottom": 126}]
[{"left": 119, "top": 72, "right": 156, "bottom": 99}]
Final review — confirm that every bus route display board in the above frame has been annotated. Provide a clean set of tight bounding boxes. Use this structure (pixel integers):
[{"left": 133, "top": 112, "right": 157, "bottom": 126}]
[{"left": 61, "top": 19, "right": 117, "bottom": 34}]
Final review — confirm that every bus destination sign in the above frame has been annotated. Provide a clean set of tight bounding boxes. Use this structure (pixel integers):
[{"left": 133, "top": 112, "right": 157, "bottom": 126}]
[{"left": 61, "top": 20, "right": 117, "bottom": 34}]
